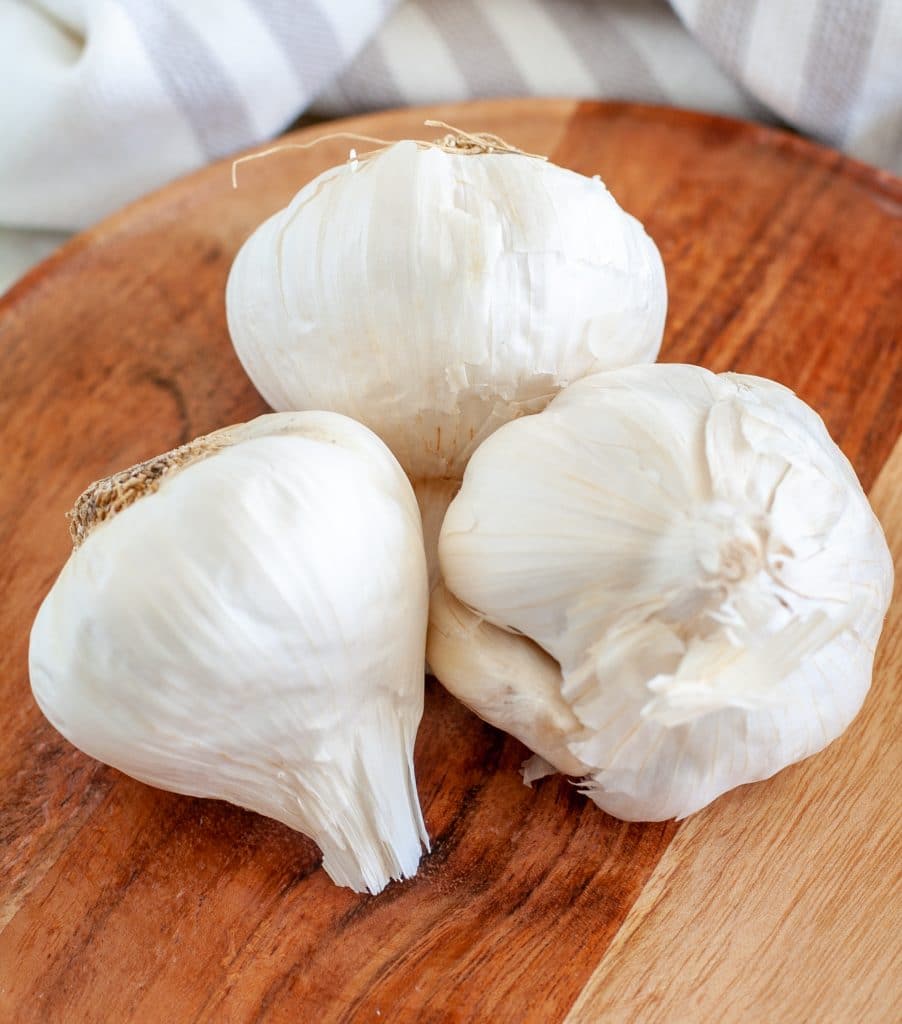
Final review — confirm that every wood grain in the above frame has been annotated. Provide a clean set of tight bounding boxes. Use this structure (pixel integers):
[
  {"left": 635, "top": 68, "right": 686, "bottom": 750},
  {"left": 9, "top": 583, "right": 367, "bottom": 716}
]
[{"left": 0, "top": 99, "right": 899, "bottom": 1023}]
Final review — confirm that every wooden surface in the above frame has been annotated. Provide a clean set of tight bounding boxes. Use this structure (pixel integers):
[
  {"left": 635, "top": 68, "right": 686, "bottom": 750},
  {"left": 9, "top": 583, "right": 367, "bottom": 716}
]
[{"left": 1, "top": 99, "right": 900, "bottom": 1023}]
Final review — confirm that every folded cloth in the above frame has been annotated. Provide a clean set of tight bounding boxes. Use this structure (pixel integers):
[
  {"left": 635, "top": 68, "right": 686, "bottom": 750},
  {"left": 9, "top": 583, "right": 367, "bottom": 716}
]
[
  {"left": 1, "top": 0, "right": 899, "bottom": 294},
  {"left": 672, "top": 0, "right": 902, "bottom": 172},
  {"left": 313, "top": 1, "right": 769, "bottom": 124},
  {"left": 0, "top": 0, "right": 386, "bottom": 233}
]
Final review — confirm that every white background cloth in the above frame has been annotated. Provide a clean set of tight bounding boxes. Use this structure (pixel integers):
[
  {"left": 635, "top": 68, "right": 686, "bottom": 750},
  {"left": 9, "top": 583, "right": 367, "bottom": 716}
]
[{"left": 1, "top": 0, "right": 900, "bottom": 294}]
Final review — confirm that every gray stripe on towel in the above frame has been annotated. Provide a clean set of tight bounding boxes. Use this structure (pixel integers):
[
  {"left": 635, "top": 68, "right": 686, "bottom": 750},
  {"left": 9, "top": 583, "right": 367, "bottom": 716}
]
[
  {"left": 245, "top": 0, "right": 345, "bottom": 95},
  {"left": 421, "top": 0, "right": 530, "bottom": 97},
  {"left": 797, "top": 0, "right": 881, "bottom": 141},
  {"left": 120, "top": 0, "right": 255, "bottom": 157}
]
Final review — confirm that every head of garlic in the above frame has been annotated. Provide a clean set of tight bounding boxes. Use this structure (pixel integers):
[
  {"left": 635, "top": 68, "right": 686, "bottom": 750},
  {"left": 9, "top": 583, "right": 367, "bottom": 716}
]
[
  {"left": 429, "top": 365, "right": 893, "bottom": 821},
  {"left": 29, "top": 411, "right": 429, "bottom": 894},
  {"left": 226, "top": 134, "right": 666, "bottom": 539}
]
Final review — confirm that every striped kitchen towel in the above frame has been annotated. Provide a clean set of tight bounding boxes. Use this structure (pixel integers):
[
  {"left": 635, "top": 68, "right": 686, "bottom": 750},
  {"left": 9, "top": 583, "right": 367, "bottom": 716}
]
[{"left": 1, "top": 0, "right": 899, "bottom": 293}]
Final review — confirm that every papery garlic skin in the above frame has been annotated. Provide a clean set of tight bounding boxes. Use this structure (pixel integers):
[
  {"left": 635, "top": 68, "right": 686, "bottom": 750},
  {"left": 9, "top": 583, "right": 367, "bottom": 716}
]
[
  {"left": 30, "top": 412, "right": 429, "bottom": 894},
  {"left": 433, "top": 365, "right": 893, "bottom": 821},
  {"left": 226, "top": 140, "right": 666, "bottom": 483}
]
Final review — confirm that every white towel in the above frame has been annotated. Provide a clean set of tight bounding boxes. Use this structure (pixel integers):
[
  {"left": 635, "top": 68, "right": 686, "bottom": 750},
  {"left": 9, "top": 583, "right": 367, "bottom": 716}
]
[{"left": 1, "top": 0, "right": 899, "bottom": 293}]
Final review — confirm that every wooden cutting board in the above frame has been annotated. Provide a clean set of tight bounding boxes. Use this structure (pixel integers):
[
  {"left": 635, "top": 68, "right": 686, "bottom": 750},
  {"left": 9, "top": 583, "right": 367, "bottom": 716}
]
[{"left": 1, "top": 100, "right": 899, "bottom": 1024}]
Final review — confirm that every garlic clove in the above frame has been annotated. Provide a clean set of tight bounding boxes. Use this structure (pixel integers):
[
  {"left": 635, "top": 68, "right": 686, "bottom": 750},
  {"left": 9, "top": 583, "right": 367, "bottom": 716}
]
[
  {"left": 433, "top": 365, "right": 893, "bottom": 821},
  {"left": 30, "top": 411, "right": 430, "bottom": 894},
  {"left": 427, "top": 582, "right": 588, "bottom": 778}
]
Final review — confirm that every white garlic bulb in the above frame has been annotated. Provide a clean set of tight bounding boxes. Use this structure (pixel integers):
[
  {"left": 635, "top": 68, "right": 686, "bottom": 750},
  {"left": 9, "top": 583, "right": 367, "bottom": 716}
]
[
  {"left": 226, "top": 135, "right": 666, "bottom": 490},
  {"left": 30, "top": 412, "right": 429, "bottom": 894},
  {"left": 430, "top": 365, "right": 893, "bottom": 821}
]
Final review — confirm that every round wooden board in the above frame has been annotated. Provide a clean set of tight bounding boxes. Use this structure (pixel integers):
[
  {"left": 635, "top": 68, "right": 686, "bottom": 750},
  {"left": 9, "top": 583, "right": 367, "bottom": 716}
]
[{"left": 1, "top": 100, "right": 900, "bottom": 1024}]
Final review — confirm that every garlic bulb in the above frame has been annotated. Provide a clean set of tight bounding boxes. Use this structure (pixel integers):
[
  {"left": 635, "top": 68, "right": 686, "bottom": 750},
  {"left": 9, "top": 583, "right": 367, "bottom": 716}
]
[
  {"left": 30, "top": 411, "right": 429, "bottom": 894},
  {"left": 430, "top": 365, "right": 893, "bottom": 821},
  {"left": 226, "top": 134, "right": 666, "bottom": 556}
]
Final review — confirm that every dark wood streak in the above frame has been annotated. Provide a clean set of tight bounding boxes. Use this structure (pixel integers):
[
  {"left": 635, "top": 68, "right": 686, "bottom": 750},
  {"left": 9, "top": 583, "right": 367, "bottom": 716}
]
[
  {"left": 0, "top": 100, "right": 899, "bottom": 1023},
  {"left": 683, "top": 166, "right": 836, "bottom": 359},
  {"left": 137, "top": 370, "right": 193, "bottom": 446}
]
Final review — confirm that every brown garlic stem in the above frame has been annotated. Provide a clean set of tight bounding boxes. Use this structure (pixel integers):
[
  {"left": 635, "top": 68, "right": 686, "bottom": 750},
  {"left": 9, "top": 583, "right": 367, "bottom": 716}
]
[
  {"left": 67, "top": 434, "right": 229, "bottom": 548},
  {"left": 423, "top": 121, "right": 548, "bottom": 159},
  {"left": 231, "top": 121, "right": 546, "bottom": 187}
]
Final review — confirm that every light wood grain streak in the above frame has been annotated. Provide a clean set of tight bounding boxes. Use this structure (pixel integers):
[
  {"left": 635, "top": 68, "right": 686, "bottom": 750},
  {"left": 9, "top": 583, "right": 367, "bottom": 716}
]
[{"left": 565, "top": 436, "right": 902, "bottom": 1024}]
